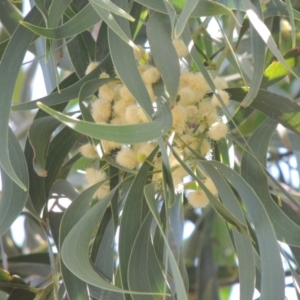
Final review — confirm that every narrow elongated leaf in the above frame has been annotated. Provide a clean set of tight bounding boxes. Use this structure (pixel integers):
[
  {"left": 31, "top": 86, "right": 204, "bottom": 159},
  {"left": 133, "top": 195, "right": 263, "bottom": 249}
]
[
  {"left": 168, "top": 144, "right": 250, "bottom": 237},
  {"left": 174, "top": 0, "right": 198, "bottom": 38},
  {"left": 0, "top": 0, "right": 22, "bottom": 35},
  {"left": 262, "top": 45, "right": 300, "bottom": 87},
  {"left": 128, "top": 213, "right": 172, "bottom": 300},
  {"left": 202, "top": 164, "right": 255, "bottom": 300},
  {"left": 241, "top": 1, "right": 265, "bottom": 107},
  {"left": 144, "top": 183, "right": 188, "bottom": 300},
  {"left": 37, "top": 96, "right": 172, "bottom": 144},
  {"left": 91, "top": 2, "right": 137, "bottom": 51},
  {"left": 60, "top": 182, "right": 108, "bottom": 300},
  {"left": 241, "top": 119, "right": 300, "bottom": 246},
  {"left": 205, "top": 161, "right": 285, "bottom": 300},
  {"left": 62, "top": 184, "right": 164, "bottom": 295},
  {"left": 0, "top": 6, "right": 42, "bottom": 190},
  {"left": 228, "top": 88, "right": 300, "bottom": 136},
  {"left": 11, "top": 69, "right": 100, "bottom": 112},
  {"left": 48, "top": 0, "right": 73, "bottom": 27},
  {"left": 90, "top": 0, "right": 135, "bottom": 21},
  {"left": 28, "top": 116, "right": 61, "bottom": 177},
  {"left": 147, "top": 12, "right": 180, "bottom": 104},
  {"left": 243, "top": 0, "right": 300, "bottom": 83},
  {"left": 0, "top": 128, "right": 28, "bottom": 237},
  {"left": 135, "top": 0, "right": 235, "bottom": 18},
  {"left": 108, "top": 2, "right": 153, "bottom": 116},
  {"left": 44, "top": 126, "right": 80, "bottom": 197},
  {"left": 118, "top": 150, "right": 157, "bottom": 293},
  {"left": 20, "top": 4, "right": 101, "bottom": 39}
]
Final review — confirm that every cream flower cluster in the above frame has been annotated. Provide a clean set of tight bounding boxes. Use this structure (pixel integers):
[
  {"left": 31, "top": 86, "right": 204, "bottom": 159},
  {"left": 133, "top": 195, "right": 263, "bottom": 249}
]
[{"left": 80, "top": 40, "right": 230, "bottom": 206}]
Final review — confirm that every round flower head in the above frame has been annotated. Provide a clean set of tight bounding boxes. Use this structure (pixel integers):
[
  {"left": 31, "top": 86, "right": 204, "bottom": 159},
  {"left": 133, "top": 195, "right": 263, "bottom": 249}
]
[
  {"left": 186, "top": 105, "right": 198, "bottom": 120},
  {"left": 172, "top": 39, "right": 189, "bottom": 58},
  {"left": 84, "top": 168, "right": 110, "bottom": 199},
  {"left": 205, "top": 177, "right": 218, "bottom": 195},
  {"left": 91, "top": 98, "right": 112, "bottom": 123},
  {"left": 116, "top": 148, "right": 138, "bottom": 170},
  {"left": 211, "top": 89, "right": 230, "bottom": 107},
  {"left": 119, "top": 85, "right": 135, "bottom": 102},
  {"left": 99, "top": 84, "right": 116, "bottom": 101},
  {"left": 205, "top": 110, "right": 219, "bottom": 127},
  {"left": 110, "top": 115, "right": 125, "bottom": 125},
  {"left": 102, "top": 140, "right": 121, "bottom": 154},
  {"left": 134, "top": 45, "right": 146, "bottom": 61},
  {"left": 178, "top": 87, "right": 198, "bottom": 105},
  {"left": 172, "top": 165, "right": 188, "bottom": 179},
  {"left": 113, "top": 98, "right": 135, "bottom": 116},
  {"left": 198, "top": 100, "right": 214, "bottom": 120},
  {"left": 125, "top": 105, "right": 148, "bottom": 124},
  {"left": 135, "top": 142, "right": 157, "bottom": 158},
  {"left": 142, "top": 67, "right": 160, "bottom": 85},
  {"left": 188, "top": 190, "right": 209, "bottom": 208},
  {"left": 208, "top": 120, "right": 228, "bottom": 141},
  {"left": 187, "top": 73, "right": 210, "bottom": 100},
  {"left": 85, "top": 61, "right": 99, "bottom": 75},
  {"left": 80, "top": 143, "right": 98, "bottom": 159},
  {"left": 172, "top": 105, "right": 188, "bottom": 134},
  {"left": 213, "top": 76, "right": 228, "bottom": 90},
  {"left": 100, "top": 72, "right": 110, "bottom": 79}
]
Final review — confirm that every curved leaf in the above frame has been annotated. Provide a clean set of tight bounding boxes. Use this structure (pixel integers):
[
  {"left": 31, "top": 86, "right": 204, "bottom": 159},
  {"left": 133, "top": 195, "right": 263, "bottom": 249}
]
[
  {"left": 0, "top": 6, "right": 42, "bottom": 190},
  {"left": 20, "top": 4, "right": 101, "bottom": 39},
  {"left": 37, "top": 96, "right": 172, "bottom": 144},
  {"left": 147, "top": 12, "right": 180, "bottom": 104},
  {"left": 108, "top": 2, "right": 153, "bottom": 116},
  {"left": 241, "top": 118, "right": 300, "bottom": 246},
  {"left": 0, "top": 128, "right": 29, "bottom": 237},
  {"left": 28, "top": 116, "right": 61, "bottom": 177},
  {"left": 229, "top": 88, "right": 300, "bottom": 136}
]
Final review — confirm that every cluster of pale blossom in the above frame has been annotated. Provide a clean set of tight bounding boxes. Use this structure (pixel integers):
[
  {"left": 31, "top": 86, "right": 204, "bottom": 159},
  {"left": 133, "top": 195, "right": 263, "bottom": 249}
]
[{"left": 80, "top": 39, "right": 230, "bottom": 208}]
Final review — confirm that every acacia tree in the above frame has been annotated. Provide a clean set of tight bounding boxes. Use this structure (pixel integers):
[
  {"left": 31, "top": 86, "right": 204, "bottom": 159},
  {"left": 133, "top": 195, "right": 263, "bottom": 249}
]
[{"left": 1, "top": 0, "right": 300, "bottom": 299}]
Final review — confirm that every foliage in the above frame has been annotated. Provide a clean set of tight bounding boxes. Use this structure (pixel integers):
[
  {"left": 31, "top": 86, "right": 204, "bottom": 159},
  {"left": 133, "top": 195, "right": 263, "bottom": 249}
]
[{"left": 1, "top": 0, "right": 300, "bottom": 299}]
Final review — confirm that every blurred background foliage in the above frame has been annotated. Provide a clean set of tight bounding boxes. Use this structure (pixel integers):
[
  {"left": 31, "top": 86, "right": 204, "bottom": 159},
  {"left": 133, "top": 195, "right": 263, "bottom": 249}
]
[{"left": 1, "top": 0, "right": 300, "bottom": 299}]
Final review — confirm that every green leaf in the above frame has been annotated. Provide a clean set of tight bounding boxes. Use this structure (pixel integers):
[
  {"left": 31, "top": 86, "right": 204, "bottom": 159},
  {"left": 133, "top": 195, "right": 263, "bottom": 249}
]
[
  {"left": 240, "top": 1, "right": 265, "bottom": 107},
  {"left": 144, "top": 183, "right": 188, "bottom": 300},
  {"left": 0, "top": 6, "right": 42, "bottom": 190},
  {"left": 118, "top": 150, "right": 157, "bottom": 293},
  {"left": 61, "top": 184, "right": 163, "bottom": 295},
  {"left": 241, "top": 118, "right": 300, "bottom": 246},
  {"left": 60, "top": 182, "right": 106, "bottom": 300},
  {"left": 0, "top": 0, "right": 22, "bottom": 36},
  {"left": 174, "top": 0, "right": 198, "bottom": 38},
  {"left": 262, "top": 45, "right": 300, "bottom": 87},
  {"left": 48, "top": 0, "right": 73, "bottom": 27},
  {"left": 147, "top": 12, "right": 180, "bottom": 104},
  {"left": 0, "top": 128, "right": 29, "bottom": 237},
  {"left": 206, "top": 161, "right": 285, "bottom": 300},
  {"left": 228, "top": 88, "right": 300, "bottom": 136},
  {"left": 37, "top": 96, "right": 172, "bottom": 144},
  {"left": 20, "top": 4, "right": 101, "bottom": 39},
  {"left": 44, "top": 126, "right": 80, "bottom": 197},
  {"left": 128, "top": 213, "right": 172, "bottom": 299},
  {"left": 11, "top": 69, "right": 101, "bottom": 112},
  {"left": 243, "top": 0, "right": 300, "bottom": 83},
  {"left": 90, "top": 0, "right": 135, "bottom": 21},
  {"left": 108, "top": 3, "right": 153, "bottom": 116},
  {"left": 91, "top": 1, "right": 137, "bottom": 51},
  {"left": 202, "top": 164, "right": 255, "bottom": 300},
  {"left": 28, "top": 116, "right": 61, "bottom": 177}
]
